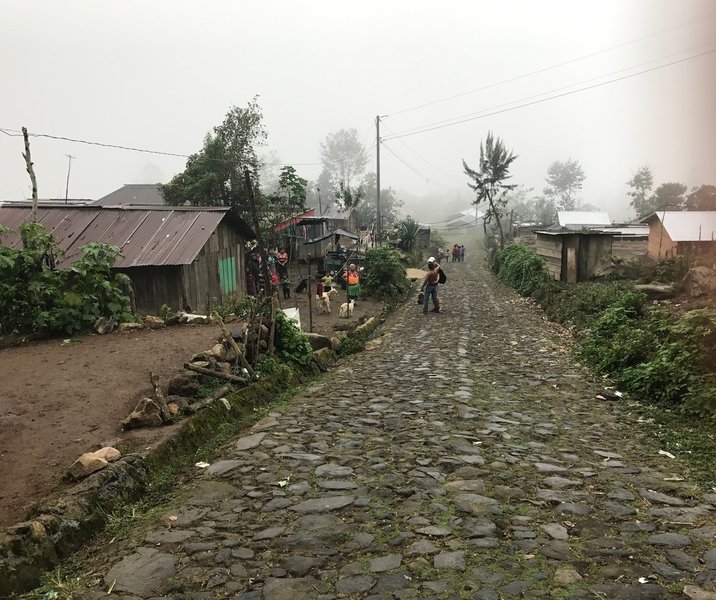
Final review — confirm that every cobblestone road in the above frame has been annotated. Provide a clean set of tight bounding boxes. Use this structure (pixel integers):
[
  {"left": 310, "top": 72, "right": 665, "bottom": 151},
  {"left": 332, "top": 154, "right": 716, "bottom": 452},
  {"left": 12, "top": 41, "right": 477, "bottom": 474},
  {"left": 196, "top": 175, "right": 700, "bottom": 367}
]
[{"left": 81, "top": 254, "right": 716, "bottom": 600}]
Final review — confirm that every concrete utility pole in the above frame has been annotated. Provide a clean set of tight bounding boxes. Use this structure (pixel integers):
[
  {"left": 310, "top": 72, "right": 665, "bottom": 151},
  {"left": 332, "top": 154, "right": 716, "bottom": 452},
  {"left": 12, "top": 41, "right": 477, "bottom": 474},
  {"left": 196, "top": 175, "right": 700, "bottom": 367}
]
[
  {"left": 317, "top": 186, "right": 322, "bottom": 216},
  {"left": 64, "top": 154, "right": 76, "bottom": 203},
  {"left": 375, "top": 115, "right": 381, "bottom": 242}
]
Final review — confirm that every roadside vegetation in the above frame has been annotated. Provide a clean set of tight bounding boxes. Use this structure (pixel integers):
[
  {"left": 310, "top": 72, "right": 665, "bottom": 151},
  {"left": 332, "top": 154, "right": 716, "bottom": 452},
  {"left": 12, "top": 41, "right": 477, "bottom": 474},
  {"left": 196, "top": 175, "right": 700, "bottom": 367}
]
[
  {"left": 0, "top": 223, "right": 135, "bottom": 339},
  {"left": 494, "top": 244, "right": 716, "bottom": 482}
]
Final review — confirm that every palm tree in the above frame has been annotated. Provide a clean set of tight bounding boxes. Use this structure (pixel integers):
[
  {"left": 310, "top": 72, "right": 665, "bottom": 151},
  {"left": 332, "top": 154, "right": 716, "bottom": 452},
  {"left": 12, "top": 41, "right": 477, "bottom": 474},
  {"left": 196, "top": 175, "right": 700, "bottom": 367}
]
[{"left": 462, "top": 132, "right": 518, "bottom": 250}]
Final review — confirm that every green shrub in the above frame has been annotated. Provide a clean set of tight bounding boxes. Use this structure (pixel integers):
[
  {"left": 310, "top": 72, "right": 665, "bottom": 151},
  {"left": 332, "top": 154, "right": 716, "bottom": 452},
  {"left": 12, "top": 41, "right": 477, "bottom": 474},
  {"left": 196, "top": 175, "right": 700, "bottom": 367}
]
[
  {"left": 363, "top": 246, "right": 409, "bottom": 300},
  {"left": 496, "top": 245, "right": 549, "bottom": 296},
  {"left": 577, "top": 292, "right": 666, "bottom": 374},
  {"left": 273, "top": 310, "right": 313, "bottom": 366},
  {"left": 534, "top": 280, "right": 636, "bottom": 330},
  {"left": 0, "top": 224, "right": 134, "bottom": 337},
  {"left": 214, "top": 293, "right": 257, "bottom": 320},
  {"left": 622, "top": 308, "right": 716, "bottom": 417}
]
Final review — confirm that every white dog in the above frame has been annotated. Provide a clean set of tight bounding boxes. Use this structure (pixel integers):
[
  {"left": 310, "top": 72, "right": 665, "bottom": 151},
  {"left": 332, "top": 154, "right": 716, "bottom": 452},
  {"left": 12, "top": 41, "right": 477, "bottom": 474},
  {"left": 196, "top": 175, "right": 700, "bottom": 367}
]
[
  {"left": 338, "top": 299, "right": 355, "bottom": 318},
  {"left": 317, "top": 288, "right": 338, "bottom": 314}
]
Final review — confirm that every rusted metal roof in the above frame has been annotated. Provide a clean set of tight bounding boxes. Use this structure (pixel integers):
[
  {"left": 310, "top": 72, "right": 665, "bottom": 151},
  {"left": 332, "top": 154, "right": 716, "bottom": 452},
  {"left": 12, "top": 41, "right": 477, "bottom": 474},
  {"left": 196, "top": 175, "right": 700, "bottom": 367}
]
[{"left": 0, "top": 206, "right": 240, "bottom": 268}]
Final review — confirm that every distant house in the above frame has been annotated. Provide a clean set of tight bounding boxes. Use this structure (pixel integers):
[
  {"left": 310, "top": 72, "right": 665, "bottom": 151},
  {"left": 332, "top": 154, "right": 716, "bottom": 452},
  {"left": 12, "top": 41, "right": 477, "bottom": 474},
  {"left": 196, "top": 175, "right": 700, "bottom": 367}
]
[
  {"left": 93, "top": 183, "right": 165, "bottom": 207},
  {"left": 0, "top": 205, "right": 253, "bottom": 315},
  {"left": 640, "top": 211, "right": 716, "bottom": 259},
  {"left": 435, "top": 207, "right": 485, "bottom": 233},
  {"left": 557, "top": 211, "right": 612, "bottom": 229},
  {"left": 321, "top": 205, "right": 357, "bottom": 233}
]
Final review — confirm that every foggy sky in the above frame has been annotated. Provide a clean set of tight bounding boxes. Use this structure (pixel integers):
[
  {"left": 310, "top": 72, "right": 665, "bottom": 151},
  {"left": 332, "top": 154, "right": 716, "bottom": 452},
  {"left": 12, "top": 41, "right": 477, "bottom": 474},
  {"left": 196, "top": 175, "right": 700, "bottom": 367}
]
[{"left": 1, "top": 0, "right": 715, "bottom": 223}]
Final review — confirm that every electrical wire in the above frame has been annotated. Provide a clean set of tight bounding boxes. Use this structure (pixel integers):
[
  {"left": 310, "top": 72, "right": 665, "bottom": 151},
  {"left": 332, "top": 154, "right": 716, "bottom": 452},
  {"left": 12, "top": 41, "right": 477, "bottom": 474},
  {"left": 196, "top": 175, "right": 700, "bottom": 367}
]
[
  {"left": 0, "top": 127, "right": 321, "bottom": 167},
  {"left": 383, "top": 10, "right": 716, "bottom": 117},
  {"left": 381, "top": 141, "right": 461, "bottom": 194},
  {"left": 383, "top": 48, "right": 716, "bottom": 141}
]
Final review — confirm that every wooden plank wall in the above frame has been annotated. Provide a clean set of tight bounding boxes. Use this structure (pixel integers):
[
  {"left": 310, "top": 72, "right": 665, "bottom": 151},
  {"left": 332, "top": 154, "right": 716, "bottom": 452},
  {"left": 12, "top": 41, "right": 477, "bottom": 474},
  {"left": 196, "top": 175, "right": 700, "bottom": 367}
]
[
  {"left": 118, "top": 266, "right": 184, "bottom": 315},
  {"left": 182, "top": 222, "right": 247, "bottom": 313},
  {"left": 534, "top": 234, "right": 563, "bottom": 280},
  {"left": 612, "top": 238, "right": 648, "bottom": 258}
]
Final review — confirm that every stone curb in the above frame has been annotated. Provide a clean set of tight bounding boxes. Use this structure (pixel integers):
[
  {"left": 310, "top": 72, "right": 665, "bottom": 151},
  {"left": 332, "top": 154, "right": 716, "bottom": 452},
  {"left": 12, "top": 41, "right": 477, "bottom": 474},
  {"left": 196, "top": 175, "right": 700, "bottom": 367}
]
[{"left": 0, "top": 314, "right": 388, "bottom": 597}]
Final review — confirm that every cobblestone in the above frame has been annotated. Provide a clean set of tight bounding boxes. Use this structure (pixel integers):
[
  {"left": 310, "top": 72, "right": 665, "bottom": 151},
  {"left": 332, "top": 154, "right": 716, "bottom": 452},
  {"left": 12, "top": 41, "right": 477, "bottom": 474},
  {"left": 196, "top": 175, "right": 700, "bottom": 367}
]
[{"left": 78, "top": 254, "right": 715, "bottom": 598}]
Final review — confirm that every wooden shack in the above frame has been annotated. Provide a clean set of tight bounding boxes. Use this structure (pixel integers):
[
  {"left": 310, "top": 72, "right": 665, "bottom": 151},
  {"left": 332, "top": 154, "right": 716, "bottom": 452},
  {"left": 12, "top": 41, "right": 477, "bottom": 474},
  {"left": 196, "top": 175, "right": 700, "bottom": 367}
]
[
  {"left": 0, "top": 205, "right": 254, "bottom": 315},
  {"left": 641, "top": 211, "right": 716, "bottom": 259}
]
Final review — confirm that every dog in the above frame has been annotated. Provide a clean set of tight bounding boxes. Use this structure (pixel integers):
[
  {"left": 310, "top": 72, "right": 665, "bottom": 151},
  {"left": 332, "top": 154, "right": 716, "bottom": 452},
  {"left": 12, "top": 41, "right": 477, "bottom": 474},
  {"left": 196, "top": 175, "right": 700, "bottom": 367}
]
[
  {"left": 338, "top": 299, "right": 355, "bottom": 318},
  {"left": 294, "top": 278, "right": 308, "bottom": 293},
  {"left": 317, "top": 288, "right": 338, "bottom": 314}
]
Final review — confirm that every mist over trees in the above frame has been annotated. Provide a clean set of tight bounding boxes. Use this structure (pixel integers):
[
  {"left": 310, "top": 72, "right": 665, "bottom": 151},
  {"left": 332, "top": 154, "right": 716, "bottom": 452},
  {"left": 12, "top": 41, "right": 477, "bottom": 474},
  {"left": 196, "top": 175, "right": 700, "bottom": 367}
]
[{"left": 543, "top": 159, "right": 586, "bottom": 211}]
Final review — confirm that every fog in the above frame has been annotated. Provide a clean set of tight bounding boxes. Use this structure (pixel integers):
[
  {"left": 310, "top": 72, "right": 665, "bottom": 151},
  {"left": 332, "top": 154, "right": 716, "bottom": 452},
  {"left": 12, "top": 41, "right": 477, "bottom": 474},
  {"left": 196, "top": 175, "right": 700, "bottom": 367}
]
[{"left": 1, "top": 0, "right": 715, "bottom": 224}]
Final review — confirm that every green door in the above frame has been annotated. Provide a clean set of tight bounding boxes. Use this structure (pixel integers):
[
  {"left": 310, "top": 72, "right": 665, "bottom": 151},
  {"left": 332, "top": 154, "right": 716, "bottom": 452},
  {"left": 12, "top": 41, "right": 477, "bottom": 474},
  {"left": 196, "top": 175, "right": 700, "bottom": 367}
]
[{"left": 219, "top": 257, "right": 237, "bottom": 293}]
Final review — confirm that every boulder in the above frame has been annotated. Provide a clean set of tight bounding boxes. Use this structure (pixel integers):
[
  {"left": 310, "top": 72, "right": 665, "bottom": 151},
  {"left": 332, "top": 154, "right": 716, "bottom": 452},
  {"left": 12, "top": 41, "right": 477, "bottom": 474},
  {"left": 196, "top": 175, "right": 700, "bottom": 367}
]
[
  {"left": 167, "top": 374, "right": 199, "bottom": 397},
  {"left": 683, "top": 266, "right": 716, "bottom": 298},
  {"left": 144, "top": 315, "right": 165, "bottom": 329},
  {"left": 66, "top": 453, "right": 109, "bottom": 480},
  {"left": 93, "top": 317, "right": 116, "bottom": 335},
  {"left": 166, "top": 395, "right": 190, "bottom": 413},
  {"left": 92, "top": 447, "right": 121, "bottom": 462},
  {"left": 634, "top": 283, "right": 678, "bottom": 300},
  {"left": 330, "top": 337, "right": 342, "bottom": 352},
  {"left": 118, "top": 322, "right": 144, "bottom": 333},
  {"left": 306, "top": 332, "right": 332, "bottom": 351},
  {"left": 122, "top": 398, "right": 163, "bottom": 430},
  {"left": 209, "top": 343, "right": 227, "bottom": 361}
]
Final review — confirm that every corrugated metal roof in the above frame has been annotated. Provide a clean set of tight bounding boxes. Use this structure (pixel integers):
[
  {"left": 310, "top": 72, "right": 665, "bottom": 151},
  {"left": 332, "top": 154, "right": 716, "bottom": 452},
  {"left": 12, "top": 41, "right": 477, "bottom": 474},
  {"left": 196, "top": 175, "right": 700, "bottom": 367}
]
[
  {"left": 93, "top": 184, "right": 164, "bottom": 206},
  {"left": 646, "top": 211, "right": 716, "bottom": 242},
  {"left": 0, "top": 206, "right": 233, "bottom": 268},
  {"left": 558, "top": 211, "right": 611, "bottom": 227}
]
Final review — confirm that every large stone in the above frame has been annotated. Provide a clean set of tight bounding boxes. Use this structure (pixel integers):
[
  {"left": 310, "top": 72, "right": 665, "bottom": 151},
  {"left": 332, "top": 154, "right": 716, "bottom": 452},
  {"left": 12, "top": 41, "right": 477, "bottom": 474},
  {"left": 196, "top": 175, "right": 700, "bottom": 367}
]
[
  {"left": 306, "top": 333, "right": 332, "bottom": 350},
  {"left": 92, "top": 446, "right": 121, "bottom": 462},
  {"left": 93, "top": 317, "right": 116, "bottom": 335},
  {"left": 144, "top": 315, "right": 166, "bottom": 329},
  {"left": 454, "top": 493, "right": 501, "bottom": 516},
  {"left": 235, "top": 432, "right": 267, "bottom": 450},
  {"left": 118, "top": 322, "right": 143, "bottom": 332},
  {"left": 647, "top": 533, "right": 692, "bottom": 548},
  {"left": 290, "top": 495, "right": 355, "bottom": 513},
  {"left": 683, "top": 266, "right": 716, "bottom": 298},
  {"left": 122, "top": 398, "right": 163, "bottom": 429},
  {"left": 640, "top": 488, "right": 685, "bottom": 506},
  {"left": 167, "top": 374, "right": 199, "bottom": 396},
  {"left": 315, "top": 463, "right": 354, "bottom": 477},
  {"left": 553, "top": 567, "right": 582, "bottom": 585},
  {"left": 104, "top": 548, "right": 176, "bottom": 595},
  {"left": 209, "top": 343, "right": 227, "bottom": 361},
  {"left": 540, "top": 523, "right": 569, "bottom": 540},
  {"left": 683, "top": 585, "right": 716, "bottom": 599},
  {"left": 263, "top": 576, "right": 321, "bottom": 600},
  {"left": 66, "top": 453, "right": 109, "bottom": 480}
]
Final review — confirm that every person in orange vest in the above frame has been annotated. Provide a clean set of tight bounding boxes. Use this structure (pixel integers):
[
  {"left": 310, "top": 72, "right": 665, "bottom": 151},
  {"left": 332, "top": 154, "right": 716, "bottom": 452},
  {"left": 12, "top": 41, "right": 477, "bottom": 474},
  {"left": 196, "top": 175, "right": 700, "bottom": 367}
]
[{"left": 342, "top": 263, "right": 361, "bottom": 302}]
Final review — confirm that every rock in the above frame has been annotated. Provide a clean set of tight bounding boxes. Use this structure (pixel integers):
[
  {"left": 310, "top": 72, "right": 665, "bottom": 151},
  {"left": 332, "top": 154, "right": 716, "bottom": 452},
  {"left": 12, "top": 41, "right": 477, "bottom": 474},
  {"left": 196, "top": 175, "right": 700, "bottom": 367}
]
[
  {"left": 66, "top": 452, "right": 109, "bottom": 480},
  {"left": 647, "top": 533, "right": 692, "bottom": 548},
  {"left": 553, "top": 567, "right": 582, "bottom": 585},
  {"left": 330, "top": 337, "right": 342, "bottom": 352},
  {"left": 540, "top": 523, "right": 569, "bottom": 540},
  {"left": 683, "top": 266, "right": 716, "bottom": 298},
  {"left": 356, "top": 317, "right": 376, "bottom": 333},
  {"left": 640, "top": 488, "right": 685, "bottom": 506},
  {"left": 306, "top": 332, "right": 332, "bottom": 351},
  {"left": 118, "top": 322, "right": 143, "bottom": 332},
  {"left": 92, "top": 447, "right": 121, "bottom": 462},
  {"left": 434, "top": 551, "right": 466, "bottom": 570},
  {"left": 93, "top": 317, "right": 116, "bottom": 334},
  {"left": 684, "top": 585, "right": 716, "bottom": 599},
  {"left": 122, "top": 398, "right": 163, "bottom": 430},
  {"left": 143, "top": 315, "right": 165, "bottom": 329},
  {"left": 315, "top": 464, "right": 353, "bottom": 477},
  {"left": 236, "top": 432, "right": 267, "bottom": 450},
  {"left": 209, "top": 343, "right": 227, "bottom": 361},
  {"left": 104, "top": 548, "right": 177, "bottom": 596},
  {"left": 290, "top": 496, "right": 355, "bottom": 513},
  {"left": 167, "top": 373, "right": 199, "bottom": 397}
]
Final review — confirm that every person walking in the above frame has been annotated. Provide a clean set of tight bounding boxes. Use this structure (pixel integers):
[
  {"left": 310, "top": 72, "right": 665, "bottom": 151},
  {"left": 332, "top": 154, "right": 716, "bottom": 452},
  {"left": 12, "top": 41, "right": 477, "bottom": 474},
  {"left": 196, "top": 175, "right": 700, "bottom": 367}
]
[
  {"left": 420, "top": 258, "right": 441, "bottom": 314},
  {"left": 460, "top": 244, "right": 465, "bottom": 262}
]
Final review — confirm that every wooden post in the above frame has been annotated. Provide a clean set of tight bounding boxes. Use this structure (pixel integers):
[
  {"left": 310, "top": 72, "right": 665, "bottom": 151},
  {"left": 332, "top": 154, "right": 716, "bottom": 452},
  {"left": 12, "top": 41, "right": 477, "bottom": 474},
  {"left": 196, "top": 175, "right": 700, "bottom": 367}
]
[
  {"left": 307, "top": 253, "right": 313, "bottom": 333},
  {"left": 21, "top": 127, "right": 38, "bottom": 222}
]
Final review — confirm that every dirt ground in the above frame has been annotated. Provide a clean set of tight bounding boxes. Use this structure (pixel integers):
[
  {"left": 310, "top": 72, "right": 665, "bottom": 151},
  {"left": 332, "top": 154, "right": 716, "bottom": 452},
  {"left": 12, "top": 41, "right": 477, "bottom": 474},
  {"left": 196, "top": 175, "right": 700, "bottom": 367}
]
[{"left": 0, "top": 291, "right": 383, "bottom": 528}]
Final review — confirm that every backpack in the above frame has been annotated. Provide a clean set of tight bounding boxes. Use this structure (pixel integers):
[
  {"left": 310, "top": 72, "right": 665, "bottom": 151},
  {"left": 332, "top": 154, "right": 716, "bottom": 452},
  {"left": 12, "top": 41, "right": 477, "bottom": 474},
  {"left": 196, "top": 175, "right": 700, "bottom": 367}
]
[{"left": 438, "top": 268, "right": 447, "bottom": 284}]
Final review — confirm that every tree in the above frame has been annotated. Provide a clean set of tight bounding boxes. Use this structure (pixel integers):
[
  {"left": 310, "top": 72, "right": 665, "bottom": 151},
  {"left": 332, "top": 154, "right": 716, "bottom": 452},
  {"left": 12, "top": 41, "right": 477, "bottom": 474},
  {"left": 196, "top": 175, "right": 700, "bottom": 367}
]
[
  {"left": 319, "top": 129, "right": 368, "bottom": 193},
  {"left": 462, "top": 132, "right": 518, "bottom": 250},
  {"left": 543, "top": 159, "right": 585, "bottom": 210},
  {"left": 651, "top": 182, "right": 687, "bottom": 212},
  {"left": 626, "top": 166, "right": 654, "bottom": 217},
  {"left": 685, "top": 184, "right": 716, "bottom": 211},
  {"left": 355, "top": 173, "right": 403, "bottom": 227},
  {"left": 533, "top": 195, "right": 557, "bottom": 226},
  {"left": 334, "top": 181, "right": 364, "bottom": 210},
  {"left": 277, "top": 166, "right": 308, "bottom": 209},
  {"left": 162, "top": 98, "right": 267, "bottom": 216}
]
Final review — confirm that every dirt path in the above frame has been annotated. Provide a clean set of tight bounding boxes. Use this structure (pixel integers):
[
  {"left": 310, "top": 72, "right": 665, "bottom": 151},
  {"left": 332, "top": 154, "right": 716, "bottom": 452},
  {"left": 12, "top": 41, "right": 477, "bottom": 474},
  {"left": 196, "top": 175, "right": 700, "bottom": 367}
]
[{"left": 39, "top": 252, "right": 716, "bottom": 597}]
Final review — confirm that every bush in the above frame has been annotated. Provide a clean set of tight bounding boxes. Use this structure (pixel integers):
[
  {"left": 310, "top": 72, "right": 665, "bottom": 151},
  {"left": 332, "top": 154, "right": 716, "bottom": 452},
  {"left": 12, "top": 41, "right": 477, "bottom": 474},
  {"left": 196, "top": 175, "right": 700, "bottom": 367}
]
[
  {"left": 273, "top": 310, "right": 314, "bottom": 366},
  {"left": 363, "top": 247, "right": 410, "bottom": 300},
  {"left": 622, "top": 309, "right": 716, "bottom": 417},
  {"left": 496, "top": 245, "right": 549, "bottom": 296},
  {"left": 533, "top": 280, "right": 636, "bottom": 330},
  {"left": 214, "top": 294, "right": 257, "bottom": 320},
  {"left": 0, "top": 224, "right": 134, "bottom": 337}
]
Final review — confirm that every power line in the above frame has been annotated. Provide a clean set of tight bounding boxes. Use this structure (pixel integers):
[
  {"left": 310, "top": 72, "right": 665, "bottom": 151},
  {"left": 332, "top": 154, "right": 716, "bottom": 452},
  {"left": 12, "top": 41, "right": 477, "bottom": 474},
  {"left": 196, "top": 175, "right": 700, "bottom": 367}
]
[
  {"left": 0, "top": 127, "right": 321, "bottom": 167},
  {"left": 380, "top": 120, "right": 457, "bottom": 180},
  {"left": 381, "top": 141, "right": 460, "bottom": 194},
  {"left": 386, "top": 42, "right": 713, "bottom": 139},
  {"left": 384, "top": 48, "right": 716, "bottom": 141},
  {"left": 383, "top": 11, "right": 716, "bottom": 118}
]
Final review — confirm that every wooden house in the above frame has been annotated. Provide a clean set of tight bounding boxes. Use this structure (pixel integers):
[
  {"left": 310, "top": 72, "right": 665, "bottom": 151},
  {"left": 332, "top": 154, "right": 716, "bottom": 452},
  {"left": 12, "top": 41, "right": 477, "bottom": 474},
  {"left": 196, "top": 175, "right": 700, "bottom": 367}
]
[
  {"left": 0, "top": 205, "right": 254, "bottom": 315},
  {"left": 640, "top": 211, "right": 716, "bottom": 259}
]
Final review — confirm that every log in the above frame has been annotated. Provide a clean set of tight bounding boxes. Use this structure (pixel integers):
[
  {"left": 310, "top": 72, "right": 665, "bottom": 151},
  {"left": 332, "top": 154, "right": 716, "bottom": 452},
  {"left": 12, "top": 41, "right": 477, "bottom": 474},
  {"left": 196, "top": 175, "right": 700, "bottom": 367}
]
[
  {"left": 185, "top": 383, "right": 232, "bottom": 413},
  {"left": 150, "top": 370, "right": 172, "bottom": 423},
  {"left": 210, "top": 311, "right": 254, "bottom": 378},
  {"left": 183, "top": 363, "right": 247, "bottom": 384},
  {"left": 634, "top": 283, "right": 678, "bottom": 300}
]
